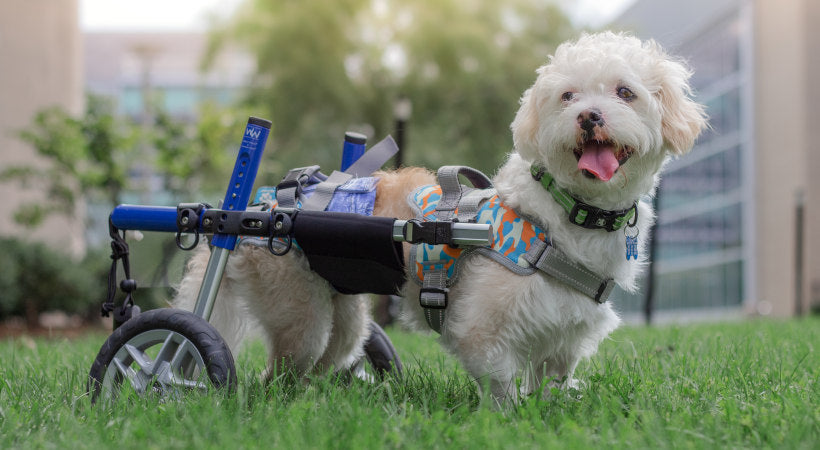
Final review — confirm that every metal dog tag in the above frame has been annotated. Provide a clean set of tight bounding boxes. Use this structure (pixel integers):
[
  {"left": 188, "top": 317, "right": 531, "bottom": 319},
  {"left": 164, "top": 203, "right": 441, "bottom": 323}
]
[{"left": 625, "top": 227, "right": 639, "bottom": 261}]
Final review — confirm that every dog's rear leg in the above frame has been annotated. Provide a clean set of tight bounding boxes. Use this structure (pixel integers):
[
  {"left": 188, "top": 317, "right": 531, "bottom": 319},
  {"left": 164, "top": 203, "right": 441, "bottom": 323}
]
[
  {"left": 257, "top": 293, "right": 334, "bottom": 382},
  {"left": 314, "top": 293, "right": 371, "bottom": 373},
  {"left": 172, "top": 245, "right": 252, "bottom": 354}
]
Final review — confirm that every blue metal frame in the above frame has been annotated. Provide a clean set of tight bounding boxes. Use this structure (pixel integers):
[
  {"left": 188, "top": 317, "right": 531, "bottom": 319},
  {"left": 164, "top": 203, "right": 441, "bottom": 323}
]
[
  {"left": 110, "top": 205, "right": 178, "bottom": 232},
  {"left": 211, "top": 117, "right": 271, "bottom": 250}
]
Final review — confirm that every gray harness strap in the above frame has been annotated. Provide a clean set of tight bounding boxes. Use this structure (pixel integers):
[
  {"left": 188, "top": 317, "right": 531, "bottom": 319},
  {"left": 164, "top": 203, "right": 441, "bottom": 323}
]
[
  {"left": 433, "top": 165, "right": 494, "bottom": 221},
  {"left": 456, "top": 188, "right": 496, "bottom": 222},
  {"left": 523, "top": 240, "right": 615, "bottom": 303},
  {"left": 420, "top": 271, "right": 448, "bottom": 333},
  {"left": 418, "top": 165, "right": 494, "bottom": 333}
]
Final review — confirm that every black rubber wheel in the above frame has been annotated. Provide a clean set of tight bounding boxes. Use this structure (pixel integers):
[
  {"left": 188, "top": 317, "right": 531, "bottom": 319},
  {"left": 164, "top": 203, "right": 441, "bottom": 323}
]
[
  {"left": 362, "top": 320, "right": 403, "bottom": 378},
  {"left": 87, "top": 308, "right": 237, "bottom": 404}
]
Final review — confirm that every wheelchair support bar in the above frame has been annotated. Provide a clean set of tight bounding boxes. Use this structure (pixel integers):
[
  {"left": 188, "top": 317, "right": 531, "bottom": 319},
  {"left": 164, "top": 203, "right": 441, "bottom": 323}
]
[
  {"left": 110, "top": 205, "right": 180, "bottom": 232},
  {"left": 111, "top": 203, "right": 492, "bottom": 248}
]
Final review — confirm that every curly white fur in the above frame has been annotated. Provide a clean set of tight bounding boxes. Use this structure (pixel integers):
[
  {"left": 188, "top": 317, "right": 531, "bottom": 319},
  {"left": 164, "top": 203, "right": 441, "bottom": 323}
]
[{"left": 172, "top": 32, "right": 707, "bottom": 404}]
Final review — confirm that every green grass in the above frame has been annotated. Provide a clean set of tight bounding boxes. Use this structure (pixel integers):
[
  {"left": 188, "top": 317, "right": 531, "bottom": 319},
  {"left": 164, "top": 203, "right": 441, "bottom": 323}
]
[{"left": 1, "top": 317, "right": 817, "bottom": 449}]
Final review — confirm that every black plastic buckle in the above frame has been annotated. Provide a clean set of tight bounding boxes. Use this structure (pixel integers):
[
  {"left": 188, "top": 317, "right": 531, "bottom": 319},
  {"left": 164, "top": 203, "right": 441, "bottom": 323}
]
[
  {"left": 280, "top": 165, "right": 320, "bottom": 184},
  {"left": 275, "top": 178, "right": 301, "bottom": 192},
  {"left": 569, "top": 202, "right": 619, "bottom": 232},
  {"left": 405, "top": 219, "right": 454, "bottom": 245},
  {"left": 419, "top": 286, "right": 448, "bottom": 309},
  {"left": 594, "top": 278, "right": 615, "bottom": 304}
]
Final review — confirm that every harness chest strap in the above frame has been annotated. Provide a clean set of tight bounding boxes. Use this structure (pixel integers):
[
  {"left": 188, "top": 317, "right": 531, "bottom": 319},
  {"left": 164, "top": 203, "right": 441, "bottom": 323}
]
[
  {"left": 418, "top": 235, "right": 615, "bottom": 334},
  {"left": 419, "top": 271, "right": 448, "bottom": 333},
  {"left": 416, "top": 186, "right": 501, "bottom": 333},
  {"left": 522, "top": 239, "right": 616, "bottom": 303}
]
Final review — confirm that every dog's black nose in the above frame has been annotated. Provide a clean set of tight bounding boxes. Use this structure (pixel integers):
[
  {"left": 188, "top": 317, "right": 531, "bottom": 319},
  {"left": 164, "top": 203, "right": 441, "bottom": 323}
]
[{"left": 578, "top": 108, "right": 605, "bottom": 133}]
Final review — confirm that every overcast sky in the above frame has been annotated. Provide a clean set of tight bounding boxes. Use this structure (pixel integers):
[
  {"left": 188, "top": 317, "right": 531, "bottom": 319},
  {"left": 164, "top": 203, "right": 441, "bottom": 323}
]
[{"left": 80, "top": 0, "right": 634, "bottom": 31}]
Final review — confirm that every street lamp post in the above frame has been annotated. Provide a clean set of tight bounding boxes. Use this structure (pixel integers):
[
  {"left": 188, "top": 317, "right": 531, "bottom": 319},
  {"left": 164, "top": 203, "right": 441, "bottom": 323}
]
[
  {"left": 373, "top": 97, "right": 414, "bottom": 327},
  {"left": 392, "top": 97, "right": 412, "bottom": 168}
]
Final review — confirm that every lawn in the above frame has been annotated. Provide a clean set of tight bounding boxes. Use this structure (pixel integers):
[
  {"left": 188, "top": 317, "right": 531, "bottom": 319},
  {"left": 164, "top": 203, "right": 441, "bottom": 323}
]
[{"left": 1, "top": 317, "right": 817, "bottom": 449}]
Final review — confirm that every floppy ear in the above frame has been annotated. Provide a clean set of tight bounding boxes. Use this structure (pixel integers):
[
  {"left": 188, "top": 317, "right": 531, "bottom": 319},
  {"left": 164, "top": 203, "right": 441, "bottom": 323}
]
[
  {"left": 511, "top": 86, "right": 540, "bottom": 160},
  {"left": 656, "top": 60, "right": 709, "bottom": 155}
]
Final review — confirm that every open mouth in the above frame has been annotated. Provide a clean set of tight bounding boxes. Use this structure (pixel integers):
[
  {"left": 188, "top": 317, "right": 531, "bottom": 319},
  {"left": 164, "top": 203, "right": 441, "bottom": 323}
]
[{"left": 572, "top": 140, "right": 634, "bottom": 181}]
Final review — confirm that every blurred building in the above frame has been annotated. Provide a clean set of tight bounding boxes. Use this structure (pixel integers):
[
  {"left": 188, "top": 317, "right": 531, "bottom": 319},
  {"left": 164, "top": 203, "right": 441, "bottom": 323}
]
[
  {"left": 84, "top": 32, "right": 253, "bottom": 122},
  {"left": 612, "top": 0, "right": 819, "bottom": 318},
  {"left": 0, "top": 1, "right": 254, "bottom": 256},
  {"left": 83, "top": 31, "right": 254, "bottom": 216},
  {"left": 82, "top": 31, "right": 254, "bottom": 286},
  {"left": 0, "top": 0, "right": 86, "bottom": 257}
]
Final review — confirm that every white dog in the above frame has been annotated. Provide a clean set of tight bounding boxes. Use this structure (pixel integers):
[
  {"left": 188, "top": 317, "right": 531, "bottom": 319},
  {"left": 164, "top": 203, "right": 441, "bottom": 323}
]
[{"left": 174, "top": 32, "right": 707, "bottom": 403}]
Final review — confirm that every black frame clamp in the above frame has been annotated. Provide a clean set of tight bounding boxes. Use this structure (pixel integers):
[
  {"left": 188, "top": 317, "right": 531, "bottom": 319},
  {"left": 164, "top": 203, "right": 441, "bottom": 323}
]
[
  {"left": 175, "top": 203, "right": 211, "bottom": 250},
  {"left": 403, "top": 219, "right": 456, "bottom": 246}
]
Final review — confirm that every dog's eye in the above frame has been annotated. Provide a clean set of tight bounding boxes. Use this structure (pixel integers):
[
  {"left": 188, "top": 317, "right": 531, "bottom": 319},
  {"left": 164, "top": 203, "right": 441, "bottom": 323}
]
[
  {"left": 617, "top": 87, "right": 635, "bottom": 101},
  {"left": 561, "top": 92, "right": 574, "bottom": 102}
]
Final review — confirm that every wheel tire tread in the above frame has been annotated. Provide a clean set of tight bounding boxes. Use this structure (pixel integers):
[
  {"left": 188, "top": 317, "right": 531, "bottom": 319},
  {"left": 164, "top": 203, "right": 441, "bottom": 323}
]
[{"left": 87, "top": 309, "right": 237, "bottom": 403}]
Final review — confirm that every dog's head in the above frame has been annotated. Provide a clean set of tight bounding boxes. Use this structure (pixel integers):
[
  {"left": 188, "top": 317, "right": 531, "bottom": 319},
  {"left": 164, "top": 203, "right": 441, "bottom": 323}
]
[{"left": 511, "top": 32, "right": 708, "bottom": 205}]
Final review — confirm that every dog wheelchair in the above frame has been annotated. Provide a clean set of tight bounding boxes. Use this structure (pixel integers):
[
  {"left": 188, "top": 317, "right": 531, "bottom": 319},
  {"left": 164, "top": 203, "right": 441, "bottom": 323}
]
[{"left": 86, "top": 117, "right": 492, "bottom": 403}]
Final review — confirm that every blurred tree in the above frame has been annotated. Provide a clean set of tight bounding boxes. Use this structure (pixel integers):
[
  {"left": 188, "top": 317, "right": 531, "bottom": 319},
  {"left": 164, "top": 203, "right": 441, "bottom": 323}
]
[
  {"left": 2, "top": 94, "right": 244, "bottom": 321},
  {"left": 3, "top": 94, "right": 245, "bottom": 228},
  {"left": 151, "top": 100, "right": 248, "bottom": 201},
  {"left": 149, "top": 99, "right": 252, "bottom": 288},
  {"left": 1, "top": 94, "right": 135, "bottom": 227},
  {"left": 204, "top": 0, "right": 574, "bottom": 177},
  {"left": 0, "top": 237, "right": 109, "bottom": 328}
]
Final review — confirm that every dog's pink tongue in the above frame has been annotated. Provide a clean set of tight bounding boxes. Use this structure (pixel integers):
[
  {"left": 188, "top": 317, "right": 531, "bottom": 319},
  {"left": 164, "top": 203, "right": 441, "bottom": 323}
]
[{"left": 578, "top": 142, "right": 619, "bottom": 181}]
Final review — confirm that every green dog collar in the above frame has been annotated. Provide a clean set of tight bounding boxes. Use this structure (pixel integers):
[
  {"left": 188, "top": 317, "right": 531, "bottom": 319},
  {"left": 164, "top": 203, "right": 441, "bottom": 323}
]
[{"left": 530, "top": 164, "right": 637, "bottom": 232}]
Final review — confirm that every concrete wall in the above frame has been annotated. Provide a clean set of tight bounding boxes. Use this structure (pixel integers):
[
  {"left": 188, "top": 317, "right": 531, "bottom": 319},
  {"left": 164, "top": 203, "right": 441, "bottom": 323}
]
[
  {"left": 803, "top": 0, "right": 820, "bottom": 314},
  {"left": 0, "top": 0, "right": 85, "bottom": 257},
  {"left": 753, "top": 0, "right": 809, "bottom": 316}
]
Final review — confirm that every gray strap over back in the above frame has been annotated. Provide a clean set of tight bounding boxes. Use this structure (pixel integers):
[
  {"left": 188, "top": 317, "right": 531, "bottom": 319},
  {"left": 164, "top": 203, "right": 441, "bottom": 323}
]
[
  {"left": 343, "top": 136, "right": 399, "bottom": 178},
  {"left": 301, "top": 170, "right": 353, "bottom": 211}
]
